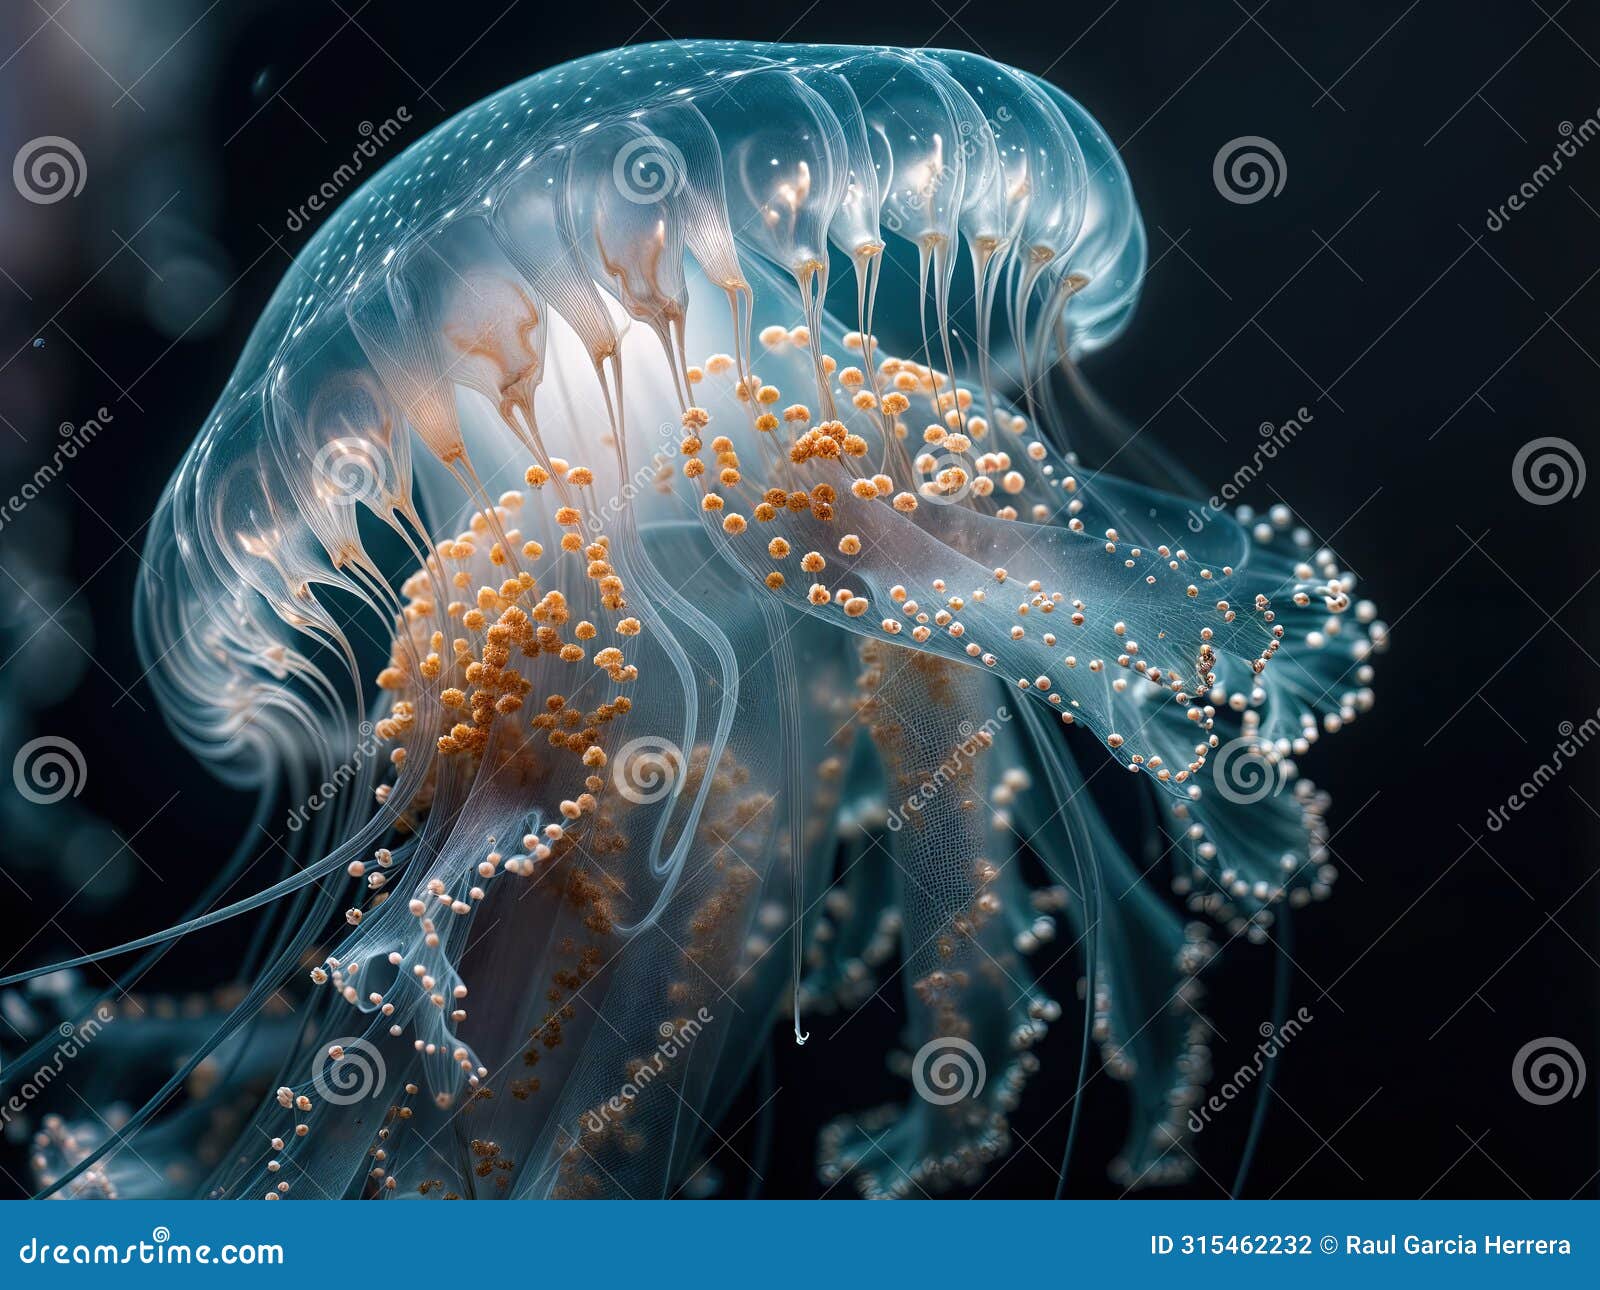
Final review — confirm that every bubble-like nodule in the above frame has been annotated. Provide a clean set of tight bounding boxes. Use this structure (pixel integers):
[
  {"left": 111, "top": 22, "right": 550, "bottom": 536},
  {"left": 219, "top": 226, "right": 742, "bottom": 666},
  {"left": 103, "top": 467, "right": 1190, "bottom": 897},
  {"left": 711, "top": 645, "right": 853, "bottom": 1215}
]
[{"left": 3, "top": 40, "right": 1386, "bottom": 1199}]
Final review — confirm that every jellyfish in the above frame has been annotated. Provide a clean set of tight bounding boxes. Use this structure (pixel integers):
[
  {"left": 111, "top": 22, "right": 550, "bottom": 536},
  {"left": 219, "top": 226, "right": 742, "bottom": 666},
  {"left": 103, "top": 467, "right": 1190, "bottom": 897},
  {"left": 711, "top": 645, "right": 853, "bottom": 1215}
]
[{"left": 0, "top": 40, "right": 1385, "bottom": 1200}]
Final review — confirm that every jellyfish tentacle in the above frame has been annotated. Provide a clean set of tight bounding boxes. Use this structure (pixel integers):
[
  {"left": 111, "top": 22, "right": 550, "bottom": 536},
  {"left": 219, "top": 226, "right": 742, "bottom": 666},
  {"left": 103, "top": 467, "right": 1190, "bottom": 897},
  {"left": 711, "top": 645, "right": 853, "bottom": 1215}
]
[{"left": 818, "top": 648, "right": 1050, "bottom": 1197}]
